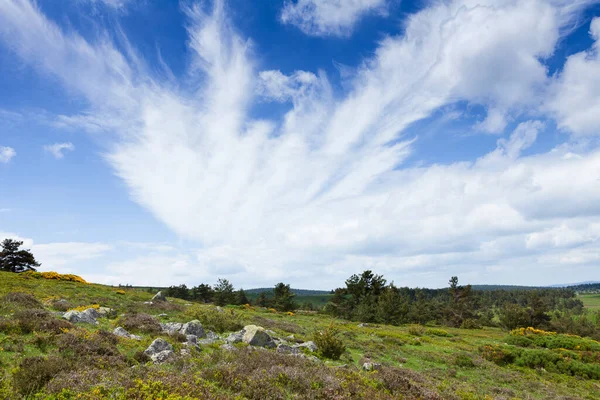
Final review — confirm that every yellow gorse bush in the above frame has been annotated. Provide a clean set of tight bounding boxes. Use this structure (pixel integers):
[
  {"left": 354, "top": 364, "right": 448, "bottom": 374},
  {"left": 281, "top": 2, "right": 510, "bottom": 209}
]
[
  {"left": 68, "top": 304, "right": 100, "bottom": 312},
  {"left": 509, "top": 327, "right": 556, "bottom": 336},
  {"left": 23, "top": 271, "right": 88, "bottom": 284}
]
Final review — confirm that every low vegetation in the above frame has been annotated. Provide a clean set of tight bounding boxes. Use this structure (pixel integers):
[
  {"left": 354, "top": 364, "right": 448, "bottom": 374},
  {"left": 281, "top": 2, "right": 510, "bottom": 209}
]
[{"left": 0, "top": 270, "right": 599, "bottom": 398}]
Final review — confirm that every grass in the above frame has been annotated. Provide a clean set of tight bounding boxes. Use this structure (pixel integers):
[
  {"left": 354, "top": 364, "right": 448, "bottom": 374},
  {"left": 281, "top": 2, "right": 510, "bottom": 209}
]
[
  {"left": 580, "top": 293, "right": 600, "bottom": 310},
  {"left": 0, "top": 270, "right": 599, "bottom": 399}
]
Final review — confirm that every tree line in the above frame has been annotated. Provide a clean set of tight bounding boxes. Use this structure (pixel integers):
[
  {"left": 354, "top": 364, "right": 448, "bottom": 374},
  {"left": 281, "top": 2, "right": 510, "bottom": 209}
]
[
  {"left": 323, "top": 270, "right": 599, "bottom": 339},
  {"left": 163, "top": 279, "right": 298, "bottom": 312}
]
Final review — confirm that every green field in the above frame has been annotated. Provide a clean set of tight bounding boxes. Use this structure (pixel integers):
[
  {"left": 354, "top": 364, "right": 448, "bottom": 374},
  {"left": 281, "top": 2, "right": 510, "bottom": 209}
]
[
  {"left": 1, "top": 271, "right": 600, "bottom": 399},
  {"left": 580, "top": 293, "right": 600, "bottom": 310}
]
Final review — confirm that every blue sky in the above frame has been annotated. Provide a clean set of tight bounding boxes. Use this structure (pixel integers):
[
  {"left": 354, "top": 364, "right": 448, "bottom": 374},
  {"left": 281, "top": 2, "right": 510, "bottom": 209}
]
[{"left": 1, "top": 0, "right": 600, "bottom": 289}]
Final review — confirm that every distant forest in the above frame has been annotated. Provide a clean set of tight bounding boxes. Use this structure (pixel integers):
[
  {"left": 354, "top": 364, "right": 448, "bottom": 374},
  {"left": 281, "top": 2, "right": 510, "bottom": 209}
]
[{"left": 155, "top": 271, "right": 600, "bottom": 340}]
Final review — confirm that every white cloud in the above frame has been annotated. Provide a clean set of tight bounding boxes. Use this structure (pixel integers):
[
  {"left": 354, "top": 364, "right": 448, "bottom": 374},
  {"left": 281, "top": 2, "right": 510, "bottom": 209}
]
[
  {"left": 0, "top": 146, "right": 16, "bottom": 163},
  {"left": 1, "top": 0, "right": 600, "bottom": 287},
  {"left": 44, "top": 142, "right": 75, "bottom": 159},
  {"left": 32, "top": 242, "right": 113, "bottom": 268},
  {"left": 77, "top": 0, "right": 131, "bottom": 9},
  {"left": 280, "top": 0, "right": 388, "bottom": 37},
  {"left": 546, "top": 17, "right": 600, "bottom": 136}
]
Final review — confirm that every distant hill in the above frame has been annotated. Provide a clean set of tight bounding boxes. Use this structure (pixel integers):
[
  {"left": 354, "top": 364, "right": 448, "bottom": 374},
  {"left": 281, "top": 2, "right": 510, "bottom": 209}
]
[
  {"left": 245, "top": 288, "right": 331, "bottom": 296},
  {"left": 471, "top": 284, "right": 542, "bottom": 291},
  {"left": 548, "top": 281, "right": 600, "bottom": 288}
]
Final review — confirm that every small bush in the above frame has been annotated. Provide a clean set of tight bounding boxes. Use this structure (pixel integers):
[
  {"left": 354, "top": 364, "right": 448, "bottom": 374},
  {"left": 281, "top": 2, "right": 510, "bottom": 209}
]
[
  {"left": 12, "top": 356, "right": 68, "bottom": 396},
  {"left": 313, "top": 324, "right": 346, "bottom": 360},
  {"left": 453, "top": 354, "right": 476, "bottom": 368},
  {"left": 425, "top": 328, "right": 451, "bottom": 337},
  {"left": 187, "top": 306, "right": 244, "bottom": 333},
  {"left": 408, "top": 325, "right": 425, "bottom": 336},
  {"left": 118, "top": 313, "right": 162, "bottom": 334},
  {"left": 479, "top": 345, "right": 517, "bottom": 366}
]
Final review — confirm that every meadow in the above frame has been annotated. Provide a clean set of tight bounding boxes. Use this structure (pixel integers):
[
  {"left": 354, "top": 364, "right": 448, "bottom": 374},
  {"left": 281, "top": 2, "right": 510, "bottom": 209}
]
[{"left": 0, "top": 271, "right": 599, "bottom": 399}]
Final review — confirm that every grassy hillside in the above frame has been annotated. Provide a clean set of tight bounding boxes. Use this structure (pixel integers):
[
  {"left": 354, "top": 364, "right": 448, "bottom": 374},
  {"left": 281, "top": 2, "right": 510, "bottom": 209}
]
[{"left": 1, "top": 271, "right": 599, "bottom": 399}]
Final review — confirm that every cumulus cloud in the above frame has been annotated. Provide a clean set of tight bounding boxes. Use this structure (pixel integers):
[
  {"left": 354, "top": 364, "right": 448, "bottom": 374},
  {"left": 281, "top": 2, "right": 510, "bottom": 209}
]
[
  {"left": 44, "top": 142, "right": 75, "bottom": 159},
  {"left": 546, "top": 17, "right": 600, "bottom": 136},
  {"left": 280, "top": 0, "right": 389, "bottom": 37},
  {"left": 1, "top": 0, "right": 600, "bottom": 287},
  {"left": 0, "top": 146, "right": 16, "bottom": 163}
]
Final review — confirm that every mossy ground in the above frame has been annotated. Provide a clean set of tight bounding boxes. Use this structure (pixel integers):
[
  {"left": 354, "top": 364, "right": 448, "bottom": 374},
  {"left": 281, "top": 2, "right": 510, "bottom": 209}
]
[{"left": 0, "top": 271, "right": 599, "bottom": 399}]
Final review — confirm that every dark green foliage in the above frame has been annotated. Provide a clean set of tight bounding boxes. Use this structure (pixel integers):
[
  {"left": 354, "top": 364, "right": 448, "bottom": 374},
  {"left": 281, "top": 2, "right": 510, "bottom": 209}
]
[
  {"left": 0, "top": 239, "right": 40, "bottom": 273},
  {"left": 255, "top": 291, "right": 270, "bottom": 307},
  {"left": 165, "top": 284, "right": 190, "bottom": 300},
  {"left": 236, "top": 288, "right": 250, "bottom": 305},
  {"left": 313, "top": 324, "right": 346, "bottom": 360},
  {"left": 498, "top": 303, "right": 531, "bottom": 330},
  {"left": 213, "top": 278, "right": 235, "bottom": 306},
  {"left": 192, "top": 283, "right": 214, "bottom": 303},
  {"left": 272, "top": 282, "right": 296, "bottom": 312}
]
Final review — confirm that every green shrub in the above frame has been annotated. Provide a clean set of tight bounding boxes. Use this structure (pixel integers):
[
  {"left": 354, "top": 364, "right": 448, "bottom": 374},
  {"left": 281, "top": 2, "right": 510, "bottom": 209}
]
[
  {"left": 408, "top": 325, "right": 425, "bottom": 336},
  {"left": 479, "top": 344, "right": 517, "bottom": 366},
  {"left": 453, "top": 354, "right": 476, "bottom": 368},
  {"left": 504, "top": 335, "right": 534, "bottom": 348},
  {"left": 313, "top": 325, "right": 346, "bottom": 360},
  {"left": 187, "top": 306, "right": 244, "bottom": 333},
  {"left": 425, "top": 328, "right": 451, "bottom": 337}
]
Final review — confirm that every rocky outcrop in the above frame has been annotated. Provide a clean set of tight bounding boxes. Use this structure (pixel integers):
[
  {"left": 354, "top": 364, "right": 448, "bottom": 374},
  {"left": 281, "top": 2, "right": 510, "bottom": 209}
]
[
  {"left": 161, "top": 320, "right": 206, "bottom": 338},
  {"left": 242, "top": 325, "right": 275, "bottom": 348},
  {"left": 62, "top": 308, "right": 100, "bottom": 324},
  {"left": 225, "top": 329, "right": 245, "bottom": 344},
  {"left": 180, "top": 320, "right": 205, "bottom": 337},
  {"left": 276, "top": 344, "right": 301, "bottom": 355},
  {"left": 144, "top": 338, "right": 174, "bottom": 363},
  {"left": 294, "top": 341, "right": 318, "bottom": 353},
  {"left": 113, "top": 327, "right": 142, "bottom": 340}
]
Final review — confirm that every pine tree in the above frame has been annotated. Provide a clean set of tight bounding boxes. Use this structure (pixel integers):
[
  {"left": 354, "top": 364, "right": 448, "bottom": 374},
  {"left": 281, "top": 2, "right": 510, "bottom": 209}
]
[
  {"left": 0, "top": 239, "right": 40, "bottom": 273},
  {"left": 213, "top": 278, "right": 235, "bottom": 306},
  {"left": 272, "top": 282, "right": 296, "bottom": 311}
]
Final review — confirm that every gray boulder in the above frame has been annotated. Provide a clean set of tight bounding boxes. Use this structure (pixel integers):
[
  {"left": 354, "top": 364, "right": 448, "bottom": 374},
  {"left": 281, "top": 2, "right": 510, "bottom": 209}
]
[
  {"left": 277, "top": 344, "right": 301, "bottom": 355},
  {"left": 161, "top": 322, "right": 183, "bottom": 335},
  {"left": 144, "top": 338, "right": 174, "bottom": 363},
  {"left": 180, "top": 320, "right": 205, "bottom": 338},
  {"left": 242, "top": 325, "right": 275, "bottom": 348},
  {"left": 97, "top": 307, "right": 115, "bottom": 318},
  {"left": 152, "top": 291, "right": 167, "bottom": 302},
  {"left": 113, "top": 327, "right": 141, "bottom": 340},
  {"left": 206, "top": 331, "right": 219, "bottom": 340},
  {"left": 226, "top": 329, "right": 245, "bottom": 344},
  {"left": 220, "top": 343, "right": 237, "bottom": 351},
  {"left": 294, "top": 341, "right": 318, "bottom": 353},
  {"left": 62, "top": 308, "right": 99, "bottom": 324}
]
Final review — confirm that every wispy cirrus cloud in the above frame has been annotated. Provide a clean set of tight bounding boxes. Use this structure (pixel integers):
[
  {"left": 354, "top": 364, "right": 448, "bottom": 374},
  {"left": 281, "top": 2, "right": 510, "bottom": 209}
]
[
  {"left": 44, "top": 142, "right": 75, "bottom": 159},
  {"left": 0, "top": 0, "right": 600, "bottom": 287},
  {"left": 280, "top": 0, "right": 389, "bottom": 37}
]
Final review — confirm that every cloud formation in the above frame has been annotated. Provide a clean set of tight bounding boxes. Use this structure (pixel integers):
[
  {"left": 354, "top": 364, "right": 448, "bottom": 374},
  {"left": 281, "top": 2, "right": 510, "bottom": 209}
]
[
  {"left": 44, "top": 142, "right": 75, "bottom": 159},
  {"left": 0, "top": 146, "right": 16, "bottom": 163},
  {"left": 0, "top": 0, "right": 599, "bottom": 287},
  {"left": 280, "top": 0, "right": 389, "bottom": 37}
]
